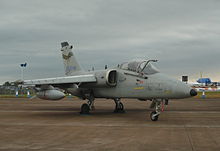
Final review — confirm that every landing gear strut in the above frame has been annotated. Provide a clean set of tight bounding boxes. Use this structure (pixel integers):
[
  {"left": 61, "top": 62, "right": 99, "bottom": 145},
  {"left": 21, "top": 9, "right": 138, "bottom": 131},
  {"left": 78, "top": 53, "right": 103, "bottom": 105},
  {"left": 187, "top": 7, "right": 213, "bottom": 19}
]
[
  {"left": 150, "top": 99, "right": 163, "bottom": 121},
  {"left": 114, "top": 98, "right": 125, "bottom": 113},
  {"left": 80, "top": 94, "right": 95, "bottom": 114}
]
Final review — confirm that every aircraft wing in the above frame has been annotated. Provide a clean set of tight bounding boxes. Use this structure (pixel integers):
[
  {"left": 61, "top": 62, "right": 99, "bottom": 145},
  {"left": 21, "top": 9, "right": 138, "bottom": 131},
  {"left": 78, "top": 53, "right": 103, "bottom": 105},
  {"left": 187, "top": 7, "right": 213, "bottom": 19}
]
[{"left": 23, "top": 74, "right": 97, "bottom": 85}]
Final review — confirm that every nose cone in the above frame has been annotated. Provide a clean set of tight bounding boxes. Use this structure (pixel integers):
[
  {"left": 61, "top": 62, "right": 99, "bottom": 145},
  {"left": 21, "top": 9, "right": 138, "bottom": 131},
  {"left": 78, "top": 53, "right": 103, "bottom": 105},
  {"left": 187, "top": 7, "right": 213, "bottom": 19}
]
[
  {"left": 190, "top": 89, "right": 197, "bottom": 96},
  {"left": 172, "top": 81, "right": 198, "bottom": 99}
]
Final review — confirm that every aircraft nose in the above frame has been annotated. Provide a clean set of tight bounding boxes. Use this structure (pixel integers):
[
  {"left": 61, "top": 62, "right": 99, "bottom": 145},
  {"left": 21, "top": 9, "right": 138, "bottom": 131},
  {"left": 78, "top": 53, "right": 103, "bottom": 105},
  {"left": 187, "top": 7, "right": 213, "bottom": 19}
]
[{"left": 190, "top": 89, "right": 197, "bottom": 96}]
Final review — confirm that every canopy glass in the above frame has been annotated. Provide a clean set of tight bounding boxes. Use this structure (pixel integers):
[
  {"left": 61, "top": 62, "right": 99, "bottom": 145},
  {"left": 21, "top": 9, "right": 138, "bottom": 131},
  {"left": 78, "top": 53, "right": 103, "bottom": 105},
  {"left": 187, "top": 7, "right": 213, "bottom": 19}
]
[{"left": 119, "top": 60, "right": 159, "bottom": 75}]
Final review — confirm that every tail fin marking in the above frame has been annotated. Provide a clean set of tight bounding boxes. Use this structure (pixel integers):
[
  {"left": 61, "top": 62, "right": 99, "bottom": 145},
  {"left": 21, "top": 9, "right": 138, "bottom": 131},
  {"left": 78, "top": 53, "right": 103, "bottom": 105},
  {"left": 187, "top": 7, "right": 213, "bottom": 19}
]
[{"left": 61, "top": 42, "right": 82, "bottom": 76}]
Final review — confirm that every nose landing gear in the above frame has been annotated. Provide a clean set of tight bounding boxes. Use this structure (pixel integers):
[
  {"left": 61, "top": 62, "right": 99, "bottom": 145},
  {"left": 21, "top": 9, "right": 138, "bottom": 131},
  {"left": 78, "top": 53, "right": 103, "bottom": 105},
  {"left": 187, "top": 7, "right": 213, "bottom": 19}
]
[{"left": 150, "top": 99, "right": 164, "bottom": 121}]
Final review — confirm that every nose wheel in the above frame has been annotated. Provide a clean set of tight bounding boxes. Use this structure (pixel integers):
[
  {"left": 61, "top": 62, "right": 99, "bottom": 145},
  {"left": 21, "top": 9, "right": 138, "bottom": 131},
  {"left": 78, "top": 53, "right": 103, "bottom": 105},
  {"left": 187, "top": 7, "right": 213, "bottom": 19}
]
[
  {"left": 150, "top": 111, "right": 159, "bottom": 121},
  {"left": 149, "top": 99, "right": 164, "bottom": 121}
]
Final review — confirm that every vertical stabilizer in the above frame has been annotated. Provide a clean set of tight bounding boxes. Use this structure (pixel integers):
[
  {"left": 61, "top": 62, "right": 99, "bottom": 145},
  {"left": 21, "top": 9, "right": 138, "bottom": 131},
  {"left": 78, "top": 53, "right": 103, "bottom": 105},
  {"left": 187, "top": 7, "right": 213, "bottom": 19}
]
[{"left": 61, "top": 42, "right": 82, "bottom": 76}]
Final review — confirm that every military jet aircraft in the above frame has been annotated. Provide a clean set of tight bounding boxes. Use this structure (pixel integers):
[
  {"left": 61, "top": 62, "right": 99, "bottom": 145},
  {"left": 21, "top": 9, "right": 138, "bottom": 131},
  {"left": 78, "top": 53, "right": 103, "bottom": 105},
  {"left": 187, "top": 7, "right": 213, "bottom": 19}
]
[{"left": 22, "top": 42, "right": 197, "bottom": 121}]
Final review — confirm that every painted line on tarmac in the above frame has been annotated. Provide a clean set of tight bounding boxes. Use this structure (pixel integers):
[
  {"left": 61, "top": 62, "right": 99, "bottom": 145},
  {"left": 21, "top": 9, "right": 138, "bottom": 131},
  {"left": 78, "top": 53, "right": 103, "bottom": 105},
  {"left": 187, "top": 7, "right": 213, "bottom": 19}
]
[
  {"left": 0, "top": 122, "right": 219, "bottom": 128},
  {"left": 0, "top": 110, "right": 220, "bottom": 114},
  {"left": 0, "top": 110, "right": 73, "bottom": 113},
  {"left": 166, "top": 111, "right": 220, "bottom": 114}
]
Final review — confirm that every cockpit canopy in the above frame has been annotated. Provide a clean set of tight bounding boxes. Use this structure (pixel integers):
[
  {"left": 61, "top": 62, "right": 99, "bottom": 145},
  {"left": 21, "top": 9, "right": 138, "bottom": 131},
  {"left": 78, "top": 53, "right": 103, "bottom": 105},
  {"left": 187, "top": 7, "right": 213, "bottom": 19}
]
[{"left": 119, "top": 60, "right": 159, "bottom": 75}]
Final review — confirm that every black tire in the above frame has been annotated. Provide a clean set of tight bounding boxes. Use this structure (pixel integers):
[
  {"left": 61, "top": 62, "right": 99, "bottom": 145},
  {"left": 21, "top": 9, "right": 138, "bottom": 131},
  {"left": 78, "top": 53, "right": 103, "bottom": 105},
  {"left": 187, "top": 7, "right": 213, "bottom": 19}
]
[
  {"left": 150, "top": 111, "right": 159, "bottom": 121},
  {"left": 119, "top": 102, "right": 124, "bottom": 111},
  {"left": 80, "top": 103, "right": 90, "bottom": 114},
  {"left": 114, "top": 102, "right": 125, "bottom": 113}
]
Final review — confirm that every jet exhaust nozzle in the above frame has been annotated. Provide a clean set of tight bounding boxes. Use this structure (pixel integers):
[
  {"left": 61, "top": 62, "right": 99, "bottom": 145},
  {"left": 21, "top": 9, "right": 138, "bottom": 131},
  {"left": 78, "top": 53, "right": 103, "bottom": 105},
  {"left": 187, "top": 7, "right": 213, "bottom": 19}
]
[{"left": 190, "top": 89, "right": 197, "bottom": 97}]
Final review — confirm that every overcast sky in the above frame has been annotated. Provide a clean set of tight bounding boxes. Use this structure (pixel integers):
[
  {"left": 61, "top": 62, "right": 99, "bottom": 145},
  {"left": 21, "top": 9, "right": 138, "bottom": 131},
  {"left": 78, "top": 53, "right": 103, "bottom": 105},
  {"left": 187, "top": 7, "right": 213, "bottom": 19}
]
[{"left": 0, "top": 0, "right": 220, "bottom": 84}]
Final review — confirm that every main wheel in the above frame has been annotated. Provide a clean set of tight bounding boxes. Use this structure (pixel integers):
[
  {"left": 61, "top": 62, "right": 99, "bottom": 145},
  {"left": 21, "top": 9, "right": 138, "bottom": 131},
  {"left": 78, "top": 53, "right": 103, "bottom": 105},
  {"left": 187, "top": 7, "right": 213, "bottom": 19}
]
[
  {"left": 119, "top": 102, "right": 124, "bottom": 111},
  {"left": 150, "top": 111, "right": 159, "bottom": 121},
  {"left": 80, "top": 103, "right": 90, "bottom": 114},
  {"left": 114, "top": 102, "right": 125, "bottom": 113}
]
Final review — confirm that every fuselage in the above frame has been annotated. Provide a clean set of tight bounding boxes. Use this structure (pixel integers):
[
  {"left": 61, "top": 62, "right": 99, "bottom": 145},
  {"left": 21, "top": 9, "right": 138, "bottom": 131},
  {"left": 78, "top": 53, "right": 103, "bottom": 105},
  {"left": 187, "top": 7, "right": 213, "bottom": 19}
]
[{"left": 67, "top": 68, "right": 195, "bottom": 100}]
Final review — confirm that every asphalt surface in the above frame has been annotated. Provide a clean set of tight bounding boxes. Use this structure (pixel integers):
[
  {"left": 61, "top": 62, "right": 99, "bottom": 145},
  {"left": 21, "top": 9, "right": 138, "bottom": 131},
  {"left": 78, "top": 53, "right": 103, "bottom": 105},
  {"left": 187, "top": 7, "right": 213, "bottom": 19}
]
[{"left": 0, "top": 97, "right": 220, "bottom": 151}]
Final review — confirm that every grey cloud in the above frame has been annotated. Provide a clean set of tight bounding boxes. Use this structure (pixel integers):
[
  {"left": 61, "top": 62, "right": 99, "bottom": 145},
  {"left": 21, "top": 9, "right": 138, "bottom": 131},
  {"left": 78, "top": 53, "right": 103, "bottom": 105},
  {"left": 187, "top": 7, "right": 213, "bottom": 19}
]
[{"left": 0, "top": 0, "right": 220, "bottom": 83}]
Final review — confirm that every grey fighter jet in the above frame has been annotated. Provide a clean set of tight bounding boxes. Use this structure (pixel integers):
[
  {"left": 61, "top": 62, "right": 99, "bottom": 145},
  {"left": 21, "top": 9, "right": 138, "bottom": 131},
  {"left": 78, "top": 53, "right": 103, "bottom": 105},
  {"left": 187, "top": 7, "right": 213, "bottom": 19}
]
[{"left": 23, "top": 42, "right": 197, "bottom": 121}]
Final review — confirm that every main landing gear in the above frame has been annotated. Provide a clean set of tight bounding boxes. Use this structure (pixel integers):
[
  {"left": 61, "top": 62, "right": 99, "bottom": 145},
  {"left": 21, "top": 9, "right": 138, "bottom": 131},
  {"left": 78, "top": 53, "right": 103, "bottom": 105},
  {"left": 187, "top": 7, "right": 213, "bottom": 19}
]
[
  {"left": 114, "top": 98, "right": 125, "bottom": 113},
  {"left": 150, "top": 99, "right": 166, "bottom": 121},
  {"left": 80, "top": 94, "right": 95, "bottom": 114}
]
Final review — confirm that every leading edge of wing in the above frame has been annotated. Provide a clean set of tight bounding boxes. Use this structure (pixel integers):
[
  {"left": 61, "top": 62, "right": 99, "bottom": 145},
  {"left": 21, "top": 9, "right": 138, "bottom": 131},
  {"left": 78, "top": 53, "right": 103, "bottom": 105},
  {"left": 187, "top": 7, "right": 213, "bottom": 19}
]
[{"left": 23, "top": 74, "right": 97, "bottom": 85}]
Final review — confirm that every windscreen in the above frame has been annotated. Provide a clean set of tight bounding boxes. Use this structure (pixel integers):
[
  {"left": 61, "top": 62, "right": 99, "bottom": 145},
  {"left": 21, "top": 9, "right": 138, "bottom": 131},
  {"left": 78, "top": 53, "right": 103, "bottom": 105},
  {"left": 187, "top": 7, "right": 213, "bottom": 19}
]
[
  {"left": 120, "top": 60, "right": 159, "bottom": 75},
  {"left": 141, "top": 62, "right": 159, "bottom": 75}
]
